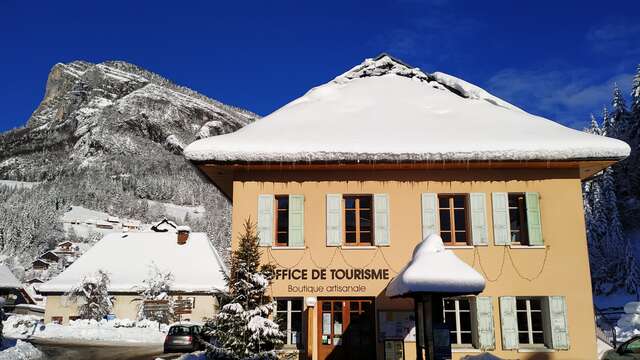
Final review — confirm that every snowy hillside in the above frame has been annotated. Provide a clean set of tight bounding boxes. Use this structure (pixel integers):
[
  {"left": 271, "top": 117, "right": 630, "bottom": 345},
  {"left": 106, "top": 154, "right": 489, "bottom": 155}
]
[{"left": 0, "top": 60, "right": 255, "bottom": 272}]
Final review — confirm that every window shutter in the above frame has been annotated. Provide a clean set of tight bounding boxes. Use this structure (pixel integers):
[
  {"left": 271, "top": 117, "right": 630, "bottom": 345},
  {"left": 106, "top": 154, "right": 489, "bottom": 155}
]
[
  {"left": 257, "top": 194, "right": 274, "bottom": 247},
  {"left": 421, "top": 193, "right": 438, "bottom": 240},
  {"left": 474, "top": 296, "right": 495, "bottom": 350},
  {"left": 499, "top": 296, "right": 519, "bottom": 350},
  {"left": 374, "top": 194, "right": 390, "bottom": 246},
  {"left": 288, "top": 195, "right": 304, "bottom": 247},
  {"left": 547, "top": 296, "right": 570, "bottom": 350},
  {"left": 525, "top": 192, "right": 544, "bottom": 246},
  {"left": 492, "top": 192, "right": 510, "bottom": 245},
  {"left": 326, "top": 194, "right": 342, "bottom": 246},
  {"left": 470, "top": 193, "right": 488, "bottom": 246}
]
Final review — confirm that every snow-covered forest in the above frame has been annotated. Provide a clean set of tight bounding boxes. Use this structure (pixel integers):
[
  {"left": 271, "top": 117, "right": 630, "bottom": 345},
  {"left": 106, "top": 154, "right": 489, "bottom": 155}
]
[
  {"left": 0, "top": 60, "right": 256, "bottom": 277},
  {"left": 584, "top": 65, "right": 640, "bottom": 297}
]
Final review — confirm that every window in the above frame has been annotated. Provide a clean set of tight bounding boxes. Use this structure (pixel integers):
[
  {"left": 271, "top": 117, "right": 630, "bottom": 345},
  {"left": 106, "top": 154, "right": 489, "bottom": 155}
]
[
  {"left": 51, "top": 316, "right": 63, "bottom": 324},
  {"left": 508, "top": 193, "right": 529, "bottom": 245},
  {"left": 275, "top": 195, "right": 289, "bottom": 246},
  {"left": 516, "top": 298, "right": 545, "bottom": 346},
  {"left": 277, "top": 298, "right": 303, "bottom": 348},
  {"left": 321, "top": 300, "right": 343, "bottom": 345},
  {"left": 443, "top": 298, "right": 473, "bottom": 347},
  {"left": 438, "top": 194, "right": 469, "bottom": 245},
  {"left": 344, "top": 195, "right": 373, "bottom": 246}
]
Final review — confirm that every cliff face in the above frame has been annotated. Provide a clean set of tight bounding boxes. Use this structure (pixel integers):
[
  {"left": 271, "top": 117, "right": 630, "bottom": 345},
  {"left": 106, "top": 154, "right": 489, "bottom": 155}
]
[{"left": 1, "top": 60, "right": 256, "bottom": 180}]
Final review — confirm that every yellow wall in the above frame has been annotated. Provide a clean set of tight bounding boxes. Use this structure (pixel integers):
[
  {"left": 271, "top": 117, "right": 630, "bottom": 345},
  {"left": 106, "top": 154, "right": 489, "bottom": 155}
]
[
  {"left": 43, "top": 294, "right": 218, "bottom": 325},
  {"left": 230, "top": 168, "right": 596, "bottom": 360}
]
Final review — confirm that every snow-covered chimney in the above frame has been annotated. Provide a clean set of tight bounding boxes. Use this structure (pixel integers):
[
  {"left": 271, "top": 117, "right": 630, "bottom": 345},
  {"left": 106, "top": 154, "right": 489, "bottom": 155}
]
[{"left": 176, "top": 226, "right": 191, "bottom": 245}]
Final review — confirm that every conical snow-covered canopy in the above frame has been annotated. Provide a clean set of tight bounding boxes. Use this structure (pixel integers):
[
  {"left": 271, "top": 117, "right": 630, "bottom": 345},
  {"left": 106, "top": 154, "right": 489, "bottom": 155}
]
[
  {"left": 185, "top": 54, "right": 629, "bottom": 163},
  {"left": 386, "top": 234, "right": 485, "bottom": 298}
]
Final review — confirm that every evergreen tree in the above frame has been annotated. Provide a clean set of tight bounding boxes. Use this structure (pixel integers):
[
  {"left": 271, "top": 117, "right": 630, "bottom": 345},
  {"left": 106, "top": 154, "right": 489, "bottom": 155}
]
[
  {"left": 66, "top": 270, "right": 113, "bottom": 321},
  {"left": 632, "top": 64, "right": 640, "bottom": 115},
  {"left": 204, "top": 219, "right": 283, "bottom": 360},
  {"left": 611, "top": 83, "right": 630, "bottom": 139}
]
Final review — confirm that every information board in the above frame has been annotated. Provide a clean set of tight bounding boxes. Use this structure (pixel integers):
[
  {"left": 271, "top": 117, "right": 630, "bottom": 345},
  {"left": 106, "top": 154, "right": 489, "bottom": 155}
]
[{"left": 378, "top": 311, "right": 416, "bottom": 341}]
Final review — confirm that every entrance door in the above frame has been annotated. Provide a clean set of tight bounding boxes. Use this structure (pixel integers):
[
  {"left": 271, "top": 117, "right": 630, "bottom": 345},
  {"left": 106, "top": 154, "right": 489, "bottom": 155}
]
[{"left": 318, "top": 299, "right": 375, "bottom": 360}]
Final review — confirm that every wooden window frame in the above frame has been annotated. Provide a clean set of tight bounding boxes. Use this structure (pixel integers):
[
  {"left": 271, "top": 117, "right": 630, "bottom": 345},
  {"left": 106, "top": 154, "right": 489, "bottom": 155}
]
[
  {"left": 51, "top": 316, "right": 63, "bottom": 324},
  {"left": 276, "top": 298, "right": 304, "bottom": 348},
  {"left": 516, "top": 297, "right": 546, "bottom": 347},
  {"left": 274, "top": 195, "right": 289, "bottom": 247},
  {"left": 443, "top": 297, "right": 474, "bottom": 348},
  {"left": 343, "top": 195, "right": 374, "bottom": 246},
  {"left": 508, "top": 193, "right": 529, "bottom": 245},
  {"left": 438, "top": 194, "right": 470, "bottom": 246}
]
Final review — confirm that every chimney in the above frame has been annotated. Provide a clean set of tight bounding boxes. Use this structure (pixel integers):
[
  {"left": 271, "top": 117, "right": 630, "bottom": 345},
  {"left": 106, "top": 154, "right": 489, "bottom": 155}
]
[{"left": 176, "top": 226, "right": 191, "bottom": 245}]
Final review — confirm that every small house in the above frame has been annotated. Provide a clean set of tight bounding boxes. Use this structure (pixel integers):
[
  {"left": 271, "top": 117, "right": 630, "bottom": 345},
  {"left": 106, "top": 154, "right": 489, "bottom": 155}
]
[
  {"left": 39, "top": 229, "right": 226, "bottom": 325},
  {"left": 31, "top": 259, "right": 52, "bottom": 271},
  {"left": 0, "top": 264, "right": 36, "bottom": 313},
  {"left": 39, "top": 251, "right": 61, "bottom": 263}
]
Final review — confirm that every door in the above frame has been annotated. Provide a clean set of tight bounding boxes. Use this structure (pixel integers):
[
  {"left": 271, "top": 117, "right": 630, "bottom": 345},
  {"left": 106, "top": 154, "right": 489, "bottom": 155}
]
[{"left": 318, "top": 299, "right": 375, "bottom": 360}]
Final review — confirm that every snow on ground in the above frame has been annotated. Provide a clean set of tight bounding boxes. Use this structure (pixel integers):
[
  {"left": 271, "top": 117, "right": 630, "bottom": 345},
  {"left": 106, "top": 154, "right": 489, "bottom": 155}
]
[
  {"left": 147, "top": 200, "right": 205, "bottom": 222},
  {"left": 0, "top": 180, "right": 40, "bottom": 189},
  {"left": 615, "top": 301, "right": 640, "bottom": 342},
  {"left": 4, "top": 315, "right": 167, "bottom": 344},
  {"left": 598, "top": 338, "right": 613, "bottom": 359},
  {"left": 185, "top": 54, "right": 629, "bottom": 163},
  {"left": 0, "top": 339, "right": 44, "bottom": 360}
]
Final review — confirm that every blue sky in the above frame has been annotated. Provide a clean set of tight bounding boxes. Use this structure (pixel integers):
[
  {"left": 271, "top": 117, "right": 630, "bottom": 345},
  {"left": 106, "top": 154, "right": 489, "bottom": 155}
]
[{"left": 1, "top": 0, "right": 639, "bottom": 132}]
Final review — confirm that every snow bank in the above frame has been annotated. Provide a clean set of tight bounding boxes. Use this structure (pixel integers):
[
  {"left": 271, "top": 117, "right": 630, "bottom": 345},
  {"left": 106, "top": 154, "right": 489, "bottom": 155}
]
[
  {"left": 386, "top": 234, "right": 485, "bottom": 297},
  {"left": 4, "top": 315, "right": 168, "bottom": 344},
  {"left": 616, "top": 301, "right": 640, "bottom": 341},
  {"left": 185, "top": 54, "right": 630, "bottom": 164},
  {"left": 0, "top": 340, "right": 44, "bottom": 360}
]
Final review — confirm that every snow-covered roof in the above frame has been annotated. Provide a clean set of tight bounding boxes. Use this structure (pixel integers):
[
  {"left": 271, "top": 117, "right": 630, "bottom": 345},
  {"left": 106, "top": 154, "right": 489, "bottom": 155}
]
[
  {"left": 61, "top": 206, "right": 110, "bottom": 223},
  {"left": 386, "top": 234, "right": 485, "bottom": 297},
  {"left": 39, "top": 232, "right": 226, "bottom": 294},
  {"left": 0, "top": 264, "right": 24, "bottom": 289},
  {"left": 184, "top": 54, "right": 629, "bottom": 163}
]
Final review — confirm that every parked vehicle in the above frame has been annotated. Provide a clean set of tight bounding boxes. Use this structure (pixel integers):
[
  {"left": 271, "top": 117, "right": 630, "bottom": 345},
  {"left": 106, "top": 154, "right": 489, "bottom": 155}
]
[
  {"left": 164, "top": 324, "right": 204, "bottom": 353},
  {"left": 603, "top": 336, "right": 640, "bottom": 359}
]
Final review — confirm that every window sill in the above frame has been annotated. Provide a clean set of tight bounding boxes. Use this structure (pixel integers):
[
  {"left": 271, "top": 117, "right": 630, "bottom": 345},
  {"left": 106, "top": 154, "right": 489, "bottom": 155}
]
[
  {"left": 341, "top": 246, "right": 377, "bottom": 250},
  {"left": 509, "top": 245, "right": 546, "bottom": 249},
  {"left": 445, "top": 245, "right": 475, "bottom": 249},
  {"left": 517, "top": 347, "right": 555, "bottom": 353},
  {"left": 452, "top": 348, "right": 481, "bottom": 353},
  {"left": 270, "top": 246, "right": 306, "bottom": 250}
]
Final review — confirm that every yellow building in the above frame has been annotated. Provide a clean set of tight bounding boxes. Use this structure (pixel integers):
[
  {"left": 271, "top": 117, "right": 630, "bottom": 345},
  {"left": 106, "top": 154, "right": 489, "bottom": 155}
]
[
  {"left": 39, "top": 230, "right": 226, "bottom": 325},
  {"left": 185, "top": 54, "right": 630, "bottom": 360}
]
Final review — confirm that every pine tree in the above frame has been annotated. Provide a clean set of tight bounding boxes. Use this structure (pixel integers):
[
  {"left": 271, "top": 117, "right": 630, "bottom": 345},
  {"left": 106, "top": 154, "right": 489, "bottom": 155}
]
[
  {"left": 66, "top": 270, "right": 113, "bottom": 321},
  {"left": 135, "top": 263, "right": 175, "bottom": 324},
  {"left": 632, "top": 64, "right": 640, "bottom": 115},
  {"left": 204, "top": 219, "right": 283, "bottom": 360},
  {"left": 612, "top": 83, "right": 630, "bottom": 139}
]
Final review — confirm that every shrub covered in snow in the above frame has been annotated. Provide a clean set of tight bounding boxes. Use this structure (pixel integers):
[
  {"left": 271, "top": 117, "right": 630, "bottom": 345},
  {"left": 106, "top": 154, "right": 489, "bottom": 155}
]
[
  {"left": 65, "top": 269, "right": 113, "bottom": 321},
  {"left": 134, "top": 263, "right": 175, "bottom": 324},
  {"left": 204, "top": 219, "right": 283, "bottom": 359},
  {"left": 0, "top": 340, "right": 44, "bottom": 360}
]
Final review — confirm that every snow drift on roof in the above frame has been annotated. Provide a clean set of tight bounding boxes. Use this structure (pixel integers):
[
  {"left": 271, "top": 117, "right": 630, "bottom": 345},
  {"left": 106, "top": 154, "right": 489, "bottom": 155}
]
[
  {"left": 184, "top": 54, "right": 629, "bottom": 163},
  {"left": 39, "top": 232, "right": 226, "bottom": 293},
  {"left": 386, "top": 234, "right": 485, "bottom": 297}
]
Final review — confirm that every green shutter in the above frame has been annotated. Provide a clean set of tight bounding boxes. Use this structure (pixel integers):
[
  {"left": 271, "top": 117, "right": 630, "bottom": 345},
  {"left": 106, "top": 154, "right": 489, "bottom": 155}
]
[
  {"left": 525, "top": 192, "right": 544, "bottom": 246},
  {"left": 499, "top": 296, "right": 519, "bottom": 350},
  {"left": 326, "top": 194, "right": 342, "bottom": 246},
  {"left": 492, "top": 192, "right": 510, "bottom": 245},
  {"left": 288, "top": 195, "right": 304, "bottom": 247},
  {"left": 421, "top": 193, "right": 438, "bottom": 240},
  {"left": 547, "top": 296, "right": 570, "bottom": 350},
  {"left": 374, "top": 194, "right": 390, "bottom": 246},
  {"left": 257, "top": 194, "right": 274, "bottom": 247},
  {"left": 475, "top": 296, "right": 495, "bottom": 350},
  {"left": 470, "top": 193, "right": 488, "bottom": 246}
]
